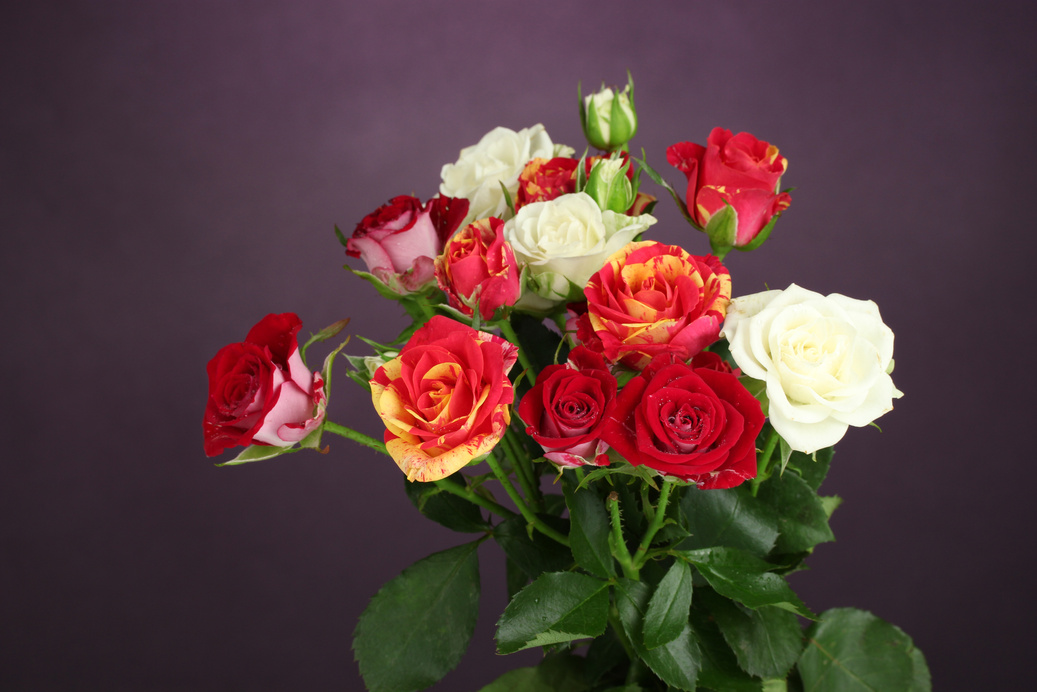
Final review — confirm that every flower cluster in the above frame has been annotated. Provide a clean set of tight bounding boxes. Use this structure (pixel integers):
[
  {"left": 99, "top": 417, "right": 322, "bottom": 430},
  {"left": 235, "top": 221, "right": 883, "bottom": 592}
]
[{"left": 201, "top": 77, "right": 921, "bottom": 692}]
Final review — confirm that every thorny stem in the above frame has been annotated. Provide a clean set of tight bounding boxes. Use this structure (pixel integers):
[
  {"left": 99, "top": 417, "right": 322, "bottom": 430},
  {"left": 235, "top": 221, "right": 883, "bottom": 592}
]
[
  {"left": 632, "top": 479, "right": 675, "bottom": 571},
  {"left": 485, "top": 452, "right": 569, "bottom": 547},
  {"left": 432, "top": 477, "right": 517, "bottom": 520},
  {"left": 323, "top": 421, "right": 389, "bottom": 455},
  {"left": 608, "top": 492, "right": 638, "bottom": 579}
]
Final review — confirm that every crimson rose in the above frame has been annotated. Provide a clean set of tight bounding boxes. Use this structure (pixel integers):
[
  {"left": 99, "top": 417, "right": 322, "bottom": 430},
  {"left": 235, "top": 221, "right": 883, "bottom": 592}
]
[
  {"left": 203, "top": 313, "right": 326, "bottom": 456},
  {"left": 601, "top": 355, "right": 764, "bottom": 489},
  {"left": 517, "top": 346, "right": 617, "bottom": 467}
]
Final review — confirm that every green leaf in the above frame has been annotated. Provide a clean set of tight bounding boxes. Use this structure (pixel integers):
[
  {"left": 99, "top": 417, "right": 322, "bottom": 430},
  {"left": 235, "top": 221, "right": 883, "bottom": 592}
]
[
  {"left": 798, "top": 608, "right": 930, "bottom": 692},
  {"left": 675, "top": 547, "right": 814, "bottom": 619},
  {"left": 216, "top": 443, "right": 298, "bottom": 466},
  {"left": 785, "top": 447, "right": 834, "bottom": 492},
  {"left": 495, "top": 572, "right": 609, "bottom": 654},
  {"left": 643, "top": 560, "right": 694, "bottom": 650},
  {"left": 615, "top": 579, "right": 701, "bottom": 691},
  {"left": 636, "top": 150, "right": 697, "bottom": 228},
  {"left": 755, "top": 471, "right": 835, "bottom": 555},
  {"left": 689, "top": 604, "right": 764, "bottom": 692},
  {"left": 678, "top": 484, "right": 779, "bottom": 557},
  {"left": 564, "top": 481, "right": 616, "bottom": 579},
  {"left": 403, "top": 476, "right": 492, "bottom": 533},
  {"left": 476, "top": 652, "right": 589, "bottom": 692},
  {"left": 697, "top": 588, "right": 803, "bottom": 679},
  {"left": 493, "top": 514, "right": 573, "bottom": 580},
  {"left": 353, "top": 541, "right": 481, "bottom": 692}
]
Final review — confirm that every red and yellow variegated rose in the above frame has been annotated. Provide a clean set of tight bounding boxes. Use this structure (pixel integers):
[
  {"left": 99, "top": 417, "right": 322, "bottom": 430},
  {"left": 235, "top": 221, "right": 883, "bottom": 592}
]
[
  {"left": 515, "top": 157, "right": 579, "bottom": 209},
  {"left": 435, "top": 217, "right": 521, "bottom": 320},
  {"left": 583, "top": 241, "right": 731, "bottom": 370},
  {"left": 370, "top": 316, "right": 518, "bottom": 482},
  {"left": 667, "top": 128, "right": 790, "bottom": 251}
]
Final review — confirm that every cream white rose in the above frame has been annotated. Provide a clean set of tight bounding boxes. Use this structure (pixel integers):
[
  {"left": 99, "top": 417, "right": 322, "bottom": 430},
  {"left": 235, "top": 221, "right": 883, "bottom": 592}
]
[
  {"left": 721, "top": 284, "right": 902, "bottom": 453},
  {"left": 440, "top": 124, "right": 557, "bottom": 223},
  {"left": 504, "top": 192, "right": 655, "bottom": 311}
]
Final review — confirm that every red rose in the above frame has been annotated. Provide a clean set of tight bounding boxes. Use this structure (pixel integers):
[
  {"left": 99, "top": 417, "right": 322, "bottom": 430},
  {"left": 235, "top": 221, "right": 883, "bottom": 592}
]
[
  {"left": 370, "top": 316, "right": 518, "bottom": 482},
  {"left": 517, "top": 347, "right": 617, "bottom": 467},
  {"left": 601, "top": 355, "right": 764, "bottom": 489},
  {"left": 346, "top": 195, "right": 468, "bottom": 294},
  {"left": 435, "top": 217, "right": 521, "bottom": 320},
  {"left": 583, "top": 241, "right": 732, "bottom": 370},
  {"left": 204, "top": 313, "right": 326, "bottom": 457},
  {"left": 667, "top": 128, "right": 791, "bottom": 250}
]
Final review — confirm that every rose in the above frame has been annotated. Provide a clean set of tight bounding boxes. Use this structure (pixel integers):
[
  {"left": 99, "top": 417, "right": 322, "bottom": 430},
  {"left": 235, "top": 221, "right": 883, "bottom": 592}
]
[
  {"left": 667, "top": 128, "right": 791, "bottom": 253},
  {"left": 370, "top": 315, "right": 518, "bottom": 482},
  {"left": 435, "top": 217, "right": 521, "bottom": 320},
  {"left": 517, "top": 347, "right": 617, "bottom": 467},
  {"left": 346, "top": 195, "right": 468, "bottom": 294},
  {"left": 601, "top": 355, "right": 764, "bottom": 488},
  {"left": 504, "top": 192, "right": 655, "bottom": 311},
  {"left": 721, "top": 284, "right": 902, "bottom": 454},
  {"left": 583, "top": 240, "right": 731, "bottom": 370},
  {"left": 440, "top": 124, "right": 562, "bottom": 222},
  {"left": 203, "top": 313, "right": 326, "bottom": 456},
  {"left": 515, "top": 157, "right": 579, "bottom": 209}
]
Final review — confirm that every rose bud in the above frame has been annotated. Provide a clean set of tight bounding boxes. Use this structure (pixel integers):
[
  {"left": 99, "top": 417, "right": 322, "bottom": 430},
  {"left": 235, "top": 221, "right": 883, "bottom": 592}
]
[
  {"left": 346, "top": 195, "right": 468, "bottom": 295},
  {"left": 584, "top": 241, "right": 731, "bottom": 370},
  {"left": 517, "top": 347, "right": 617, "bottom": 467},
  {"left": 584, "top": 155, "right": 636, "bottom": 214},
  {"left": 580, "top": 74, "right": 638, "bottom": 152},
  {"left": 370, "top": 316, "right": 518, "bottom": 482},
  {"left": 602, "top": 355, "right": 764, "bottom": 489},
  {"left": 667, "top": 128, "right": 791, "bottom": 258},
  {"left": 203, "top": 313, "right": 326, "bottom": 456},
  {"left": 435, "top": 217, "right": 521, "bottom": 321}
]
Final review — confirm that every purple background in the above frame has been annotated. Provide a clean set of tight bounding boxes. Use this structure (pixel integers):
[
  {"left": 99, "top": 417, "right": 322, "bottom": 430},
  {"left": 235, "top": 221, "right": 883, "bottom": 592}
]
[{"left": 3, "top": 1, "right": 1035, "bottom": 689}]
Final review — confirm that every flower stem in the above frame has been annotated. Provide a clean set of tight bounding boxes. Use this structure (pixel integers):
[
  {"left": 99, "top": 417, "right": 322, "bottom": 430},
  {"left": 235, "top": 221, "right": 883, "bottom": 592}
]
[
  {"left": 502, "top": 427, "right": 543, "bottom": 511},
  {"left": 496, "top": 318, "right": 538, "bottom": 378},
  {"left": 632, "top": 479, "right": 675, "bottom": 571},
  {"left": 751, "top": 427, "right": 781, "bottom": 496},
  {"left": 485, "top": 451, "right": 569, "bottom": 547},
  {"left": 432, "top": 477, "right": 517, "bottom": 519},
  {"left": 322, "top": 421, "right": 389, "bottom": 456},
  {"left": 608, "top": 492, "right": 638, "bottom": 580}
]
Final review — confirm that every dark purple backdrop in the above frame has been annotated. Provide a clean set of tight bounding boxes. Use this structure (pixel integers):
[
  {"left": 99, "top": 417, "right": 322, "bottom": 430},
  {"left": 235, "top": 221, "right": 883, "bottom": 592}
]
[{"left": 3, "top": 1, "right": 1035, "bottom": 690}]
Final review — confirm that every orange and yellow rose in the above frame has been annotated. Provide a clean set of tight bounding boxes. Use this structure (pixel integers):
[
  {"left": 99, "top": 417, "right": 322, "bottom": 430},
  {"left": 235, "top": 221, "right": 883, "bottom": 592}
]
[
  {"left": 370, "top": 316, "right": 518, "bottom": 482},
  {"left": 582, "top": 241, "right": 731, "bottom": 369}
]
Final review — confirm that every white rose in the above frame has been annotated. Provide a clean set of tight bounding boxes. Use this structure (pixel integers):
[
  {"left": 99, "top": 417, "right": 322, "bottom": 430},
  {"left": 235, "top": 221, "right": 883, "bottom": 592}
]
[
  {"left": 440, "top": 124, "right": 557, "bottom": 223},
  {"left": 504, "top": 192, "right": 656, "bottom": 311},
  {"left": 721, "top": 284, "right": 903, "bottom": 453}
]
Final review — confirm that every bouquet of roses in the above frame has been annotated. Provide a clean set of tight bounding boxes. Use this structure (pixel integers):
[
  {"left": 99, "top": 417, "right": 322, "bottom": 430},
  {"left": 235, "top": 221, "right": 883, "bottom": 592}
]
[{"left": 202, "top": 76, "right": 930, "bottom": 691}]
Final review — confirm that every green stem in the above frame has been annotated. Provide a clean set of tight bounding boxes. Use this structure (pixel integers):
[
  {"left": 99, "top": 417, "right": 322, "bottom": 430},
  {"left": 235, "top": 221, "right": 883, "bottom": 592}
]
[
  {"left": 503, "top": 427, "right": 543, "bottom": 511},
  {"left": 751, "top": 427, "right": 781, "bottom": 496},
  {"left": 485, "top": 452, "right": 569, "bottom": 547},
  {"left": 496, "top": 318, "right": 538, "bottom": 378},
  {"left": 607, "top": 492, "right": 638, "bottom": 580},
  {"left": 432, "top": 478, "right": 517, "bottom": 520},
  {"left": 632, "top": 479, "right": 675, "bottom": 571},
  {"left": 322, "top": 421, "right": 389, "bottom": 455}
]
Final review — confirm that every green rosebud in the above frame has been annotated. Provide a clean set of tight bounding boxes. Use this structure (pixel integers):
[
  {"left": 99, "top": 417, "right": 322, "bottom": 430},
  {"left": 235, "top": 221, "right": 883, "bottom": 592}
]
[
  {"left": 584, "top": 155, "right": 636, "bottom": 214},
  {"left": 580, "top": 74, "right": 637, "bottom": 152}
]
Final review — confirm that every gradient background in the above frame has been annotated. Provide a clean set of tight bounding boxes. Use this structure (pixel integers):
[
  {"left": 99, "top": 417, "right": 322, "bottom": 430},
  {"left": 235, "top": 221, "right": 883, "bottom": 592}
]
[{"left": 3, "top": 1, "right": 1035, "bottom": 690}]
